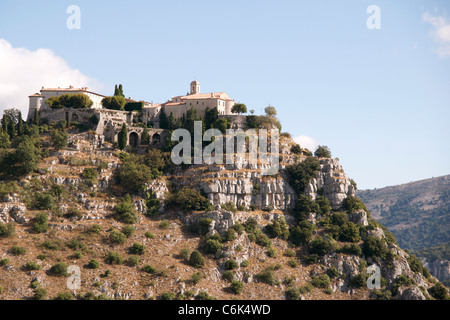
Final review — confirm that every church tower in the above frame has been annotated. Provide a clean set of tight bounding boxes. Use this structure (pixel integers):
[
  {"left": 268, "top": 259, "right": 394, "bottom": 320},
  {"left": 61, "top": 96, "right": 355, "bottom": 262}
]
[{"left": 190, "top": 80, "right": 200, "bottom": 95}]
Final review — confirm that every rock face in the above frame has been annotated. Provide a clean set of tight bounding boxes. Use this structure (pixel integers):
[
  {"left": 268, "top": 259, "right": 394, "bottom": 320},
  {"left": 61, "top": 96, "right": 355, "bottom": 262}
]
[
  {"left": 172, "top": 157, "right": 355, "bottom": 212},
  {"left": 396, "top": 286, "right": 426, "bottom": 300},
  {"left": 423, "top": 259, "right": 450, "bottom": 284},
  {"left": 0, "top": 203, "right": 28, "bottom": 224}
]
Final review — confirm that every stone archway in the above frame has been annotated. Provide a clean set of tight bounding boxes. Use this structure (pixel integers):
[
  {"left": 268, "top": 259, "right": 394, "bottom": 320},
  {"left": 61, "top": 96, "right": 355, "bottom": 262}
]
[
  {"left": 129, "top": 132, "right": 139, "bottom": 147},
  {"left": 152, "top": 133, "right": 161, "bottom": 145},
  {"left": 71, "top": 113, "right": 79, "bottom": 122}
]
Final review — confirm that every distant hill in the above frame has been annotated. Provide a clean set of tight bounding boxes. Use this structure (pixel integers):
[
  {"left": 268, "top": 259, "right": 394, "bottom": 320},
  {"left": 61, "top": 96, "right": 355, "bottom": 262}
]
[{"left": 357, "top": 175, "right": 450, "bottom": 252}]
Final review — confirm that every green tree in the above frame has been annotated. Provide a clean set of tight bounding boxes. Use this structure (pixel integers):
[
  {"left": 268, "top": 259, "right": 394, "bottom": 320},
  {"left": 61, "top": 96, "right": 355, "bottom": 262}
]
[
  {"left": 114, "top": 194, "right": 138, "bottom": 224},
  {"left": 189, "top": 250, "right": 205, "bottom": 268},
  {"left": 70, "top": 93, "right": 93, "bottom": 109},
  {"left": 264, "top": 106, "right": 277, "bottom": 117},
  {"left": 231, "top": 103, "right": 247, "bottom": 115},
  {"left": 101, "top": 96, "right": 126, "bottom": 110},
  {"left": 118, "top": 123, "right": 127, "bottom": 150},
  {"left": 314, "top": 145, "right": 331, "bottom": 158},
  {"left": 159, "top": 107, "right": 169, "bottom": 129},
  {"left": 0, "top": 132, "right": 10, "bottom": 149},
  {"left": 51, "top": 129, "right": 68, "bottom": 150},
  {"left": 17, "top": 112, "right": 23, "bottom": 136},
  {"left": 141, "top": 127, "right": 150, "bottom": 145}
]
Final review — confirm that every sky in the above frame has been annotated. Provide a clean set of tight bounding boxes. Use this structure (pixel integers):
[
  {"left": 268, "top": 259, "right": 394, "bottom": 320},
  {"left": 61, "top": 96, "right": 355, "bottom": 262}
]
[{"left": 0, "top": 0, "right": 449, "bottom": 190}]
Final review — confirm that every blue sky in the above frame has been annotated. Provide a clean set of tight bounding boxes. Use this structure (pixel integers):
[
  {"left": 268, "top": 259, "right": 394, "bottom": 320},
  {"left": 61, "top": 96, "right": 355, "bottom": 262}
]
[{"left": 1, "top": 0, "right": 449, "bottom": 189}]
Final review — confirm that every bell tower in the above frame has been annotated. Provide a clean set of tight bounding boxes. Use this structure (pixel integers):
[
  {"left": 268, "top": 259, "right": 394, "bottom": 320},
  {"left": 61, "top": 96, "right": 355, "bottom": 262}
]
[{"left": 190, "top": 80, "right": 200, "bottom": 95}]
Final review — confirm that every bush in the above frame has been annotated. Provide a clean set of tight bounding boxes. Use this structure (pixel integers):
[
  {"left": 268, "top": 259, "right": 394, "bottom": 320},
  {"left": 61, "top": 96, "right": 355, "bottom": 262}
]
[
  {"left": 33, "top": 287, "right": 47, "bottom": 300},
  {"left": 51, "top": 129, "right": 68, "bottom": 150},
  {"left": 145, "top": 231, "right": 154, "bottom": 239},
  {"left": 195, "top": 291, "right": 216, "bottom": 300},
  {"left": 10, "top": 246, "right": 26, "bottom": 256},
  {"left": 240, "top": 260, "right": 249, "bottom": 268},
  {"left": 221, "top": 201, "right": 237, "bottom": 213},
  {"left": 224, "top": 228, "right": 237, "bottom": 242},
  {"left": 224, "top": 259, "right": 238, "bottom": 270},
  {"left": 290, "top": 221, "right": 315, "bottom": 246},
  {"left": 25, "top": 261, "right": 41, "bottom": 271},
  {"left": 311, "top": 274, "right": 331, "bottom": 289},
  {"left": 315, "top": 196, "right": 331, "bottom": 215},
  {"left": 256, "top": 268, "right": 277, "bottom": 286},
  {"left": 160, "top": 291, "right": 176, "bottom": 300},
  {"left": 158, "top": 220, "right": 170, "bottom": 229},
  {"left": 304, "top": 254, "right": 319, "bottom": 265},
  {"left": 314, "top": 145, "right": 331, "bottom": 158},
  {"left": 230, "top": 280, "right": 244, "bottom": 294},
  {"left": 349, "top": 273, "right": 368, "bottom": 288},
  {"left": 326, "top": 266, "right": 339, "bottom": 279},
  {"left": 266, "top": 246, "right": 277, "bottom": 258},
  {"left": 204, "top": 239, "right": 223, "bottom": 255},
  {"left": 142, "top": 265, "right": 157, "bottom": 274},
  {"left": 363, "top": 236, "right": 388, "bottom": 260},
  {"left": 338, "top": 222, "right": 361, "bottom": 243},
  {"left": 179, "top": 248, "right": 191, "bottom": 261},
  {"left": 285, "top": 287, "right": 303, "bottom": 300},
  {"left": 129, "top": 243, "right": 145, "bottom": 255},
  {"left": 50, "top": 263, "right": 68, "bottom": 276},
  {"left": 87, "top": 260, "right": 100, "bottom": 269},
  {"left": 428, "top": 283, "right": 448, "bottom": 300},
  {"left": 168, "top": 188, "right": 213, "bottom": 212},
  {"left": 101, "top": 96, "right": 126, "bottom": 110},
  {"left": 114, "top": 194, "right": 138, "bottom": 224},
  {"left": 81, "top": 167, "right": 98, "bottom": 186},
  {"left": 109, "top": 229, "right": 127, "bottom": 245},
  {"left": 32, "top": 212, "right": 49, "bottom": 233},
  {"left": 308, "top": 237, "right": 333, "bottom": 256},
  {"left": 105, "top": 251, "right": 124, "bottom": 265},
  {"left": 265, "top": 218, "right": 289, "bottom": 240},
  {"left": 0, "top": 222, "right": 15, "bottom": 238},
  {"left": 55, "top": 292, "right": 74, "bottom": 300},
  {"left": 343, "top": 196, "right": 368, "bottom": 214},
  {"left": 337, "top": 244, "right": 362, "bottom": 256},
  {"left": 121, "top": 225, "right": 136, "bottom": 238},
  {"left": 284, "top": 249, "right": 296, "bottom": 257},
  {"left": 292, "top": 194, "right": 320, "bottom": 221},
  {"left": 87, "top": 224, "right": 102, "bottom": 234},
  {"left": 285, "top": 157, "right": 320, "bottom": 194},
  {"left": 65, "top": 207, "right": 83, "bottom": 220},
  {"left": 287, "top": 259, "right": 298, "bottom": 268},
  {"left": 222, "top": 270, "right": 235, "bottom": 282},
  {"left": 127, "top": 255, "right": 140, "bottom": 267},
  {"left": 189, "top": 250, "right": 205, "bottom": 268},
  {"left": 41, "top": 240, "right": 60, "bottom": 251},
  {"left": 115, "top": 158, "right": 155, "bottom": 194},
  {"left": 191, "top": 272, "right": 203, "bottom": 285},
  {"left": 33, "top": 193, "right": 55, "bottom": 210}
]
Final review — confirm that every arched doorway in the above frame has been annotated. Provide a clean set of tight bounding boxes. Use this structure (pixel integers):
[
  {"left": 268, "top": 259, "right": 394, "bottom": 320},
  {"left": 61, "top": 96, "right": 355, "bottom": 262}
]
[
  {"left": 71, "top": 114, "right": 79, "bottom": 122},
  {"left": 152, "top": 133, "right": 161, "bottom": 145},
  {"left": 129, "top": 132, "right": 139, "bottom": 148}
]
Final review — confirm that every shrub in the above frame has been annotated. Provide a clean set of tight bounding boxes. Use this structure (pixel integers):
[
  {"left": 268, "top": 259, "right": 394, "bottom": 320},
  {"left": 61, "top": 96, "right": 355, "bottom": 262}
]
[
  {"left": 292, "top": 194, "right": 320, "bottom": 221},
  {"left": 51, "top": 129, "right": 68, "bottom": 150},
  {"left": 222, "top": 270, "right": 235, "bottom": 282},
  {"left": 81, "top": 168, "right": 98, "bottom": 186},
  {"left": 266, "top": 246, "right": 277, "bottom": 258},
  {"left": 349, "top": 273, "right": 368, "bottom": 288},
  {"left": 102, "top": 95, "right": 126, "bottom": 110},
  {"left": 25, "top": 261, "right": 41, "bottom": 271},
  {"left": 87, "top": 224, "right": 102, "bottom": 234},
  {"left": 10, "top": 246, "right": 26, "bottom": 256},
  {"left": 285, "top": 157, "right": 320, "bottom": 194},
  {"left": 0, "top": 222, "right": 15, "bottom": 238},
  {"left": 33, "top": 287, "right": 47, "bottom": 300},
  {"left": 160, "top": 291, "right": 176, "bottom": 300},
  {"left": 50, "top": 263, "right": 68, "bottom": 276},
  {"left": 115, "top": 158, "right": 154, "bottom": 194},
  {"left": 290, "top": 221, "right": 315, "bottom": 246},
  {"left": 256, "top": 268, "right": 277, "bottom": 286},
  {"left": 311, "top": 274, "right": 331, "bottom": 289},
  {"left": 343, "top": 196, "right": 368, "bottom": 214},
  {"left": 191, "top": 272, "right": 203, "bottom": 285},
  {"left": 158, "top": 220, "right": 170, "bottom": 229},
  {"left": 254, "top": 230, "right": 272, "bottom": 247},
  {"left": 195, "top": 291, "right": 216, "bottom": 300},
  {"left": 168, "top": 188, "right": 213, "bottom": 212},
  {"left": 224, "top": 259, "right": 238, "bottom": 270},
  {"left": 232, "top": 223, "right": 244, "bottom": 235},
  {"left": 55, "top": 292, "right": 74, "bottom": 300},
  {"left": 230, "top": 280, "right": 244, "bottom": 294},
  {"left": 145, "top": 231, "right": 155, "bottom": 239},
  {"left": 308, "top": 237, "right": 333, "bottom": 256},
  {"left": 189, "top": 250, "right": 205, "bottom": 268},
  {"left": 142, "top": 265, "right": 157, "bottom": 274},
  {"left": 87, "top": 260, "right": 100, "bottom": 269},
  {"left": 121, "top": 225, "right": 136, "bottom": 238},
  {"left": 221, "top": 201, "right": 237, "bottom": 213},
  {"left": 287, "top": 259, "right": 298, "bottom": 268},
  {"left": 285, "top": 287, "right": 303, "bottom": 300},
  {"left": 337, "top": 244, "right": 362, "bottom": 256},
  {"left": 66, "top": 238, "right": 84, "bottom": 251},
  {"left": 41, "top": 240, "right": 60, "bottom": 251},
  {"left": 114, "top": 194, "right": 138, "bottom": 224},
  {"left": 204, "top": 239, "right": 223, "bottom": 255},
  {"left": 109, "top": 229, "right": 127, "bottom": 245},
  {"left": 240, "top": 260, "right": 249, "bottom": 268},
  {"left": 65, "top": 207, "right": 83, "bottom": 220},
  {"left": 244, "top": 217, "right": 258, "bottom": 233},
  {"left": 127, "top": 255, "right": 140, "bottom": 267},
  {"left": 33, "top": 193, "right": 55, "bottom": 210},
  {"left": 179, "top": 248, "right": 191, "bottom": 261},
  {"left": 338, "top": 222, "right": 361, "bottom": 243},
  {"left": 363, "top": 236, "right": 388, "bottom": 260},
  {"left": 105, "top": 251, "right": 124, "bottom": 265},
  {"left": 315, "top": 196, "right": 331, "bottom": 215},
  {"left": 304, "top": 254, "right": 319, "bottom": 265},
  {"left": 129, "top": 243, "right": 145, "bottom": 255},
  {"left": 326, "top": 266, "right": 339, "bottom": 279},
  {"left": 0, "top": 258, "right": 10, "bottom": 266},
  {"left": 314, "top": 145, "right": 331, "bottom": 158},
  {"left": 428, "top": 283, "right": 448, "bottom": 300},
  {"left": 32, "top": 212, "right": 49, "bottom": 233},
  {"left": 265, "top": 218, "right": 289, "bottom": 240},
  {"left": 224, "top": 228, "right": 237, "bottom": 242}
]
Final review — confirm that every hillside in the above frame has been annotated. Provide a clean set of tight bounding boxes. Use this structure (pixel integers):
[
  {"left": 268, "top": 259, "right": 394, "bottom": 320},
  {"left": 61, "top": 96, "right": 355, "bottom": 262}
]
[
  {"left": 0, "top": 124, "right": 448, "bottom": 301},
  {"left": 357, "top": 175, "right": 450, "bottom": 251}
]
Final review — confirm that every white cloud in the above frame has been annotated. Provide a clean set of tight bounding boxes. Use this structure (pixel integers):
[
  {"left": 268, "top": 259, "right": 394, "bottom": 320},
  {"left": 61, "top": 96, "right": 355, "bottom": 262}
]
[
  {"left": 293, "top": 135, "right": 317, "bottom": 152},
  {"left": 422, "top": 12, "right": 450, "bottom": 57},
  {"left": 0, "top": 39, "right": 102, "bottom": 119}
]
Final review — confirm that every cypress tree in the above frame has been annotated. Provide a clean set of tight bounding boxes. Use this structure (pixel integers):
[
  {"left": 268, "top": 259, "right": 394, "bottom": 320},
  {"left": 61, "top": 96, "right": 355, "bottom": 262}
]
[
  {"left": 118, "top": 123, "right": 127, "bottom": 150},
  {"left": 17, "top": 112, "right": 24, "bottom": 136},
  {"left": 159, "top": 107, "right": 169, "bottom": 129},
  {"left": 114, "top": 84, "right": 119, "bottom": 96},
  {"left": 1, "top": 115, "right": 7, "bottom": 135},
  {"left": 34, "top": 109, "right": 39, "bottom": 126},
  {"left": 7, "top": 117, "right": 15, "bottom": 139},
  {"left": 118, "top": 84, "right": 124, "bottom": 97}
]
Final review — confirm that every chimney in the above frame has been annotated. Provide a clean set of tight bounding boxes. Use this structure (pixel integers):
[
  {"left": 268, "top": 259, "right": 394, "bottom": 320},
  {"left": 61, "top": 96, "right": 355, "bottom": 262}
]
[{"left": 69, "top": 85, "right": 74, "bottom": 89}]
